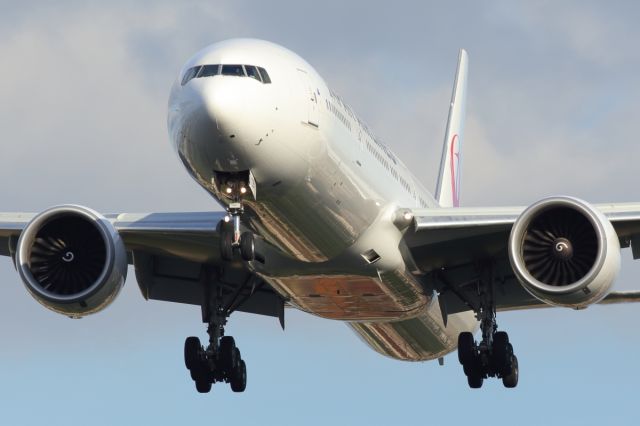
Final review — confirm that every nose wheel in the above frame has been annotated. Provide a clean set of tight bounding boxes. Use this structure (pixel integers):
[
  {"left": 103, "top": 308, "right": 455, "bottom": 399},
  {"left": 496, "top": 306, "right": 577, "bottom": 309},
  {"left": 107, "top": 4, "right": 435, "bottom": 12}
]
[
  {"left": 239, "top": 232, "right": 255, "bottom": 261},
  {"left": 220, "top": 223, "right": 257, "bottom": 262},
  {"left": 219, "top": 186, "right": 262, "bottom": 262}
]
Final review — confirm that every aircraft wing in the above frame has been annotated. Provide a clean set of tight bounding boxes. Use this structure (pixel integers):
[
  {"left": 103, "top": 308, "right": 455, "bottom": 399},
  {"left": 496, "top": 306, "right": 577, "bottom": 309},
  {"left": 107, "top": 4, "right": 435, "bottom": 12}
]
[
  {"left": 0, "top": 211, "right": 284, "bottom": 320},
  {"left": 404, "top": 202, "right": 640, "bottom": 315}
]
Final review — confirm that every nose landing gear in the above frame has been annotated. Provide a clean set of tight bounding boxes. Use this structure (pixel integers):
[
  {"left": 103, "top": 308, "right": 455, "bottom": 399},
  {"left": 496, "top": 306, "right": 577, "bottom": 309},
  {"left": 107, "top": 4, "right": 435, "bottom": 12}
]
[{"left": 219, "top": 180, "right": 263, "bottom": 263}]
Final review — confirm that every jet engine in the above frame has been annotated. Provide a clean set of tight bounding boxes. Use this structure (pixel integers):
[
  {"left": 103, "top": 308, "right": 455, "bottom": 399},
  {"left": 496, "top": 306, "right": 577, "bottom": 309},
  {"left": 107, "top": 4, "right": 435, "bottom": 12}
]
[
  {"left": 15, "top": 205, "right": 128, "bottom": 317},
  {"left": 508, "top": 197, "right": 620, "bottom": 308}
]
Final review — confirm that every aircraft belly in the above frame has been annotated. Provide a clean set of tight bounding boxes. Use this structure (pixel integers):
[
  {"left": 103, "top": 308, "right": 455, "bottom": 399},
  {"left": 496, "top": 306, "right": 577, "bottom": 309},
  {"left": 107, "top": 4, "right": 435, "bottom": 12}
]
[
  {"left": 349, "top": 300, "right": 478, "bottom": 361},
  {"left": 263, "top": 267, "right": 430, "bottom": 321},
  {"left": 262, "top": 260, "right": 478, "bottom": 359}
]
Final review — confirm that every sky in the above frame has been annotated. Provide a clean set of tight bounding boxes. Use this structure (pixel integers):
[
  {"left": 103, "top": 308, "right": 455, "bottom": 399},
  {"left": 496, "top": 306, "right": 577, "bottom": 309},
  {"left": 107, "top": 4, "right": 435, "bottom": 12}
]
[{"left": 0, "top": 0, "right": 639, "bottom": 424}]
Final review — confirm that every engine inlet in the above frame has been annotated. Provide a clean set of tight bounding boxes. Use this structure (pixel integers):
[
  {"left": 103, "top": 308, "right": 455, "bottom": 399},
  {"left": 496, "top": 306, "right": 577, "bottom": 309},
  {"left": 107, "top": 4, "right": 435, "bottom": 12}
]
[{"left": 522, "top": 207, "right": 598, "bottom": 286}]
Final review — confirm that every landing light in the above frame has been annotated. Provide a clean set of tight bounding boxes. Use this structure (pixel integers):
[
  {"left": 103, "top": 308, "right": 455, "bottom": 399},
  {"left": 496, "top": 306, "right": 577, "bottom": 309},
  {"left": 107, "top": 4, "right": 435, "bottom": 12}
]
[
  {"left": 225, "top": 187, "right": 233, "bottom": 194},
  {"left": 224, "top": 216, "right": 230, "bottom": 223},
  {"left": 240, "top": 187, "right": 247, "bottom": 195}
]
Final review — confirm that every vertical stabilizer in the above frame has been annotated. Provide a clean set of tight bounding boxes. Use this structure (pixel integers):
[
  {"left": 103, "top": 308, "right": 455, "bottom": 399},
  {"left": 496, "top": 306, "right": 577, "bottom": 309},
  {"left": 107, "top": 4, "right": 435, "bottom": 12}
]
[{"left": 435, "top": 49, "right": 468, "bottom": 208}]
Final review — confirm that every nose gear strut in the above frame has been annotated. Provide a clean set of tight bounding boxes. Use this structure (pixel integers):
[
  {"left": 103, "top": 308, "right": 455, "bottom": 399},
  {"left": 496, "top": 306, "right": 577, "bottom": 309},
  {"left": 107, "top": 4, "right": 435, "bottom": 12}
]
[{"left": 218, "top": 180, "right": 262, "bottom": 263}]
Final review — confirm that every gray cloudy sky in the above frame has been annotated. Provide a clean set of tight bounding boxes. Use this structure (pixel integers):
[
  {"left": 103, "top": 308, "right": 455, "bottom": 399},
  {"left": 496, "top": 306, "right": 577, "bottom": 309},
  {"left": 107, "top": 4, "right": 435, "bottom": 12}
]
[{"left": 0, "top": 1, "right": 639, "bottom": 425}]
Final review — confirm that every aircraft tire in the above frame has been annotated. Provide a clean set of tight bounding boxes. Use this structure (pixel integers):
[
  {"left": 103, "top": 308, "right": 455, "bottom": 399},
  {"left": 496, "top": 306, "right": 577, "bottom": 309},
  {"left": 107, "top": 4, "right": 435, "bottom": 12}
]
[
  {"left": 458, "top": 332, "right": 475, "bottom": 366},
  {"left": 492, "top": 331, "right": 510, "bottom": 372},
  {"left": 240, "top": 232, "right": 255, "bottom": 261},
  {"left": 184, "top": 336, "right": 201, "bottom": 370},
  {"left": 190, "top": 368, "right": 200, "bottom": 381},
  {"left": 467, "top": 373, "right": 483, "bottom": 389},
  {"left": 220, "top": 232, "right": 234, "bottom": 261},
  {"left": 219, "top": 336, "right": 237, "bottom": 372},
  {"left": 195, "top": 378, "right": 212, "bottom": 393},
  {"left": 502, "top": 355, "right": 519, "bottom": 388},
  {"left": 233, "top": 347, "right": 241, "bottom": 370},
  {"left": 230, "top": 360, "right": 247, "bottom": 392}
]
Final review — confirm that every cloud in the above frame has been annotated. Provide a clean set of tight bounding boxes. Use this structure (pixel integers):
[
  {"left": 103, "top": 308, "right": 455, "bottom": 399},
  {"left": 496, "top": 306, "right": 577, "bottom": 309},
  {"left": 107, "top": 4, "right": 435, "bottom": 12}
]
[
  {"left": 486, "top": 1, "right": 640, "bottom": 69},
  {"left": 1, "top": 3, "right": 640, "bottom": 422},
  {"left": 0, "top": 2, "right": 238, "bottom": 212}
]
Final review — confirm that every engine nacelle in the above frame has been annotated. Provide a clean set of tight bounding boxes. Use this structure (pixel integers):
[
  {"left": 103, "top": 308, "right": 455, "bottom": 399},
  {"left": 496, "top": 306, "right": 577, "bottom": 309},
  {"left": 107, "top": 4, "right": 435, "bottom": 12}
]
[
  {"left": 508, "top": 196, "right": 620, "bottom": 309},
  {"left": 15, "top": 205, "right": 128, "bottom": 317}
]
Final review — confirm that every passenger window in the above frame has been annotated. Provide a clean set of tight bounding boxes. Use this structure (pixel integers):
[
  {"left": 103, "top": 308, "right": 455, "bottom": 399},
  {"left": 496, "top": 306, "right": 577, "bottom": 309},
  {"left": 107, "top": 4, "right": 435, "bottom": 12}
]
[
  {"left": 222, "top": 65, "right": 245, "bottom": 76},
  {"left": 181, "top": 66, "right": 201, "bottom": 86},
  {"left": 257, "top": 67, "right": 271, "bottom": 84},
  {"left": 199, "top": 64, "right": 220, "bottom": 77},
  {"left": 244, "top": 65, "right": 262, "bottom": 81}
]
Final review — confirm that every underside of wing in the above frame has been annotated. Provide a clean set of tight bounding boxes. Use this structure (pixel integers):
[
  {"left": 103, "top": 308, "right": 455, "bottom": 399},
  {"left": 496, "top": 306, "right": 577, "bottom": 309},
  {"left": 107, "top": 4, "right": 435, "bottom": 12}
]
[
  {"left": 406, "top": 206, "right": 522, "bottom": 271},
  {"left": 112, "top": 211, "right": 225, "bottom": 263},
  {"left": 0, "top": 208, "right": 284, "bottom": 321},
  {"left": 404, "top": 199, "right": 640, "bottom": 315},
  {"left": 115, "top": 211, "right": 284, "bottom": 319}
]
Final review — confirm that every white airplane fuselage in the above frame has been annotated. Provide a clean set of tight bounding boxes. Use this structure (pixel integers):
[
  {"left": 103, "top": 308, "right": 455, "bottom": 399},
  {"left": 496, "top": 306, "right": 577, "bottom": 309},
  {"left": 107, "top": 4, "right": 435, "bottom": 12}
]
[{"left": 168, "top": 39, "right": 477, "bottom": 361}]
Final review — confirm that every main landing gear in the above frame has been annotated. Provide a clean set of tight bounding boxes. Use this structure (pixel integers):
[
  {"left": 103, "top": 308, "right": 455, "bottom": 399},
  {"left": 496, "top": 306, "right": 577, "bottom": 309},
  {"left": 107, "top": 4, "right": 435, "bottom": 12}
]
[
  {"left": 184, "top": 269, "right": 248, "bottom": 393},
  {"left": 457, "top": 266, "right": 519, "bottom": 389}
]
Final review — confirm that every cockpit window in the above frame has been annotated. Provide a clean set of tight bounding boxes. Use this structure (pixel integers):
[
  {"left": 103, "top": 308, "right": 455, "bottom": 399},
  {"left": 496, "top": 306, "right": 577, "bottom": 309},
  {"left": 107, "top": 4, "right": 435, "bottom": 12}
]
[
  {"left": 198, "top": 64, "right": 220, "bottom": 77},
  {"left": 182, "top": 64, "right": 271, "bottom": 85},
  {"left": 221, "top": 65, "right": 245, "bottom": 77},
  {"left": 244, "top": 65, "right": 261, "bottom": 81},
  {"left": 181, "top": 66, "right": 201, "bottom": 86},
  {"left": 257, "top": 67, "right": 271, "bottom": 84}
]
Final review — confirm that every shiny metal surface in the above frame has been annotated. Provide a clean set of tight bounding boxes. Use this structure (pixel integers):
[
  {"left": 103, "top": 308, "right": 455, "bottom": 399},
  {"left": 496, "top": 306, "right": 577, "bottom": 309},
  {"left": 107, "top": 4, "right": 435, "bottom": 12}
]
[
  {"left": 509, "top": 196, "right": 621, "bottom": 308},
  {"left": 350, "top": 299, "right": 477, "bottom": 361},
  {"left": 166, "top": 40, "right": 640, "bottom": 361},
  {"left": 15, "top": 205, "right": 127, "bottom": 317},
  {"left": 169, "top": 40, "right": 379, "bottom": 263},
  {"left": 266, "top": 268, "right": 429, "bottom": 322},
  {"left": 167, "top": 39, "right": 470, "bottom": 361}
]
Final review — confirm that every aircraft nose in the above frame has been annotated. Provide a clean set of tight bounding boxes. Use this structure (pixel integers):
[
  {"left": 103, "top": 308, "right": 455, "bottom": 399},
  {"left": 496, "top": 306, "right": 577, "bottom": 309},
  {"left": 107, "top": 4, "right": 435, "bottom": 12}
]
[
  {"left": 177, "top": 78, "right": 257, "bottom": 171},
  {"left": 193, "top": 79, "right": 235, "bottom": 135}
]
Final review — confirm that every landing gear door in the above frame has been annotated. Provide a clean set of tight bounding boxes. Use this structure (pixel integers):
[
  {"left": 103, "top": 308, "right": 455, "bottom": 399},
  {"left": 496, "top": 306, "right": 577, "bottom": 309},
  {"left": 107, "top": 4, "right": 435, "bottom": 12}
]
[{"left": 296, "top": 69, "right": 319, "bottom": 127}]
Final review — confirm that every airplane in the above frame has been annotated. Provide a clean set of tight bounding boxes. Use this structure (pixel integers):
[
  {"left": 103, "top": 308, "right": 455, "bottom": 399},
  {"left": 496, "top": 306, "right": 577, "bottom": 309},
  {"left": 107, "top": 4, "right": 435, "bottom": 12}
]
[{"left": 2, "top": 38, "right": 640, "bottom": 392}]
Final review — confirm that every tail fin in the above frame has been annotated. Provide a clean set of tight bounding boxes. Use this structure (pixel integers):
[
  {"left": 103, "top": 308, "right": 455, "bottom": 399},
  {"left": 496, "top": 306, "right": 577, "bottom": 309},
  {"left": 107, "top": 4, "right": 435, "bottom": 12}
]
[{"left": 435, "top": 49, "right": 468, "bottom": 208}]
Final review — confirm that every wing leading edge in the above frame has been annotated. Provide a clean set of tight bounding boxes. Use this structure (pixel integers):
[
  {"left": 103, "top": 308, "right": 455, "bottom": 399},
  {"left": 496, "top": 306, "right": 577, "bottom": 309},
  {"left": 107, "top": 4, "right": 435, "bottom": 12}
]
[
  {"left": 404, "top": 202, "right": 640, "bottom": 314},
  {"left": 0, "top": 210, "right": 284, "bottom": 319}
]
